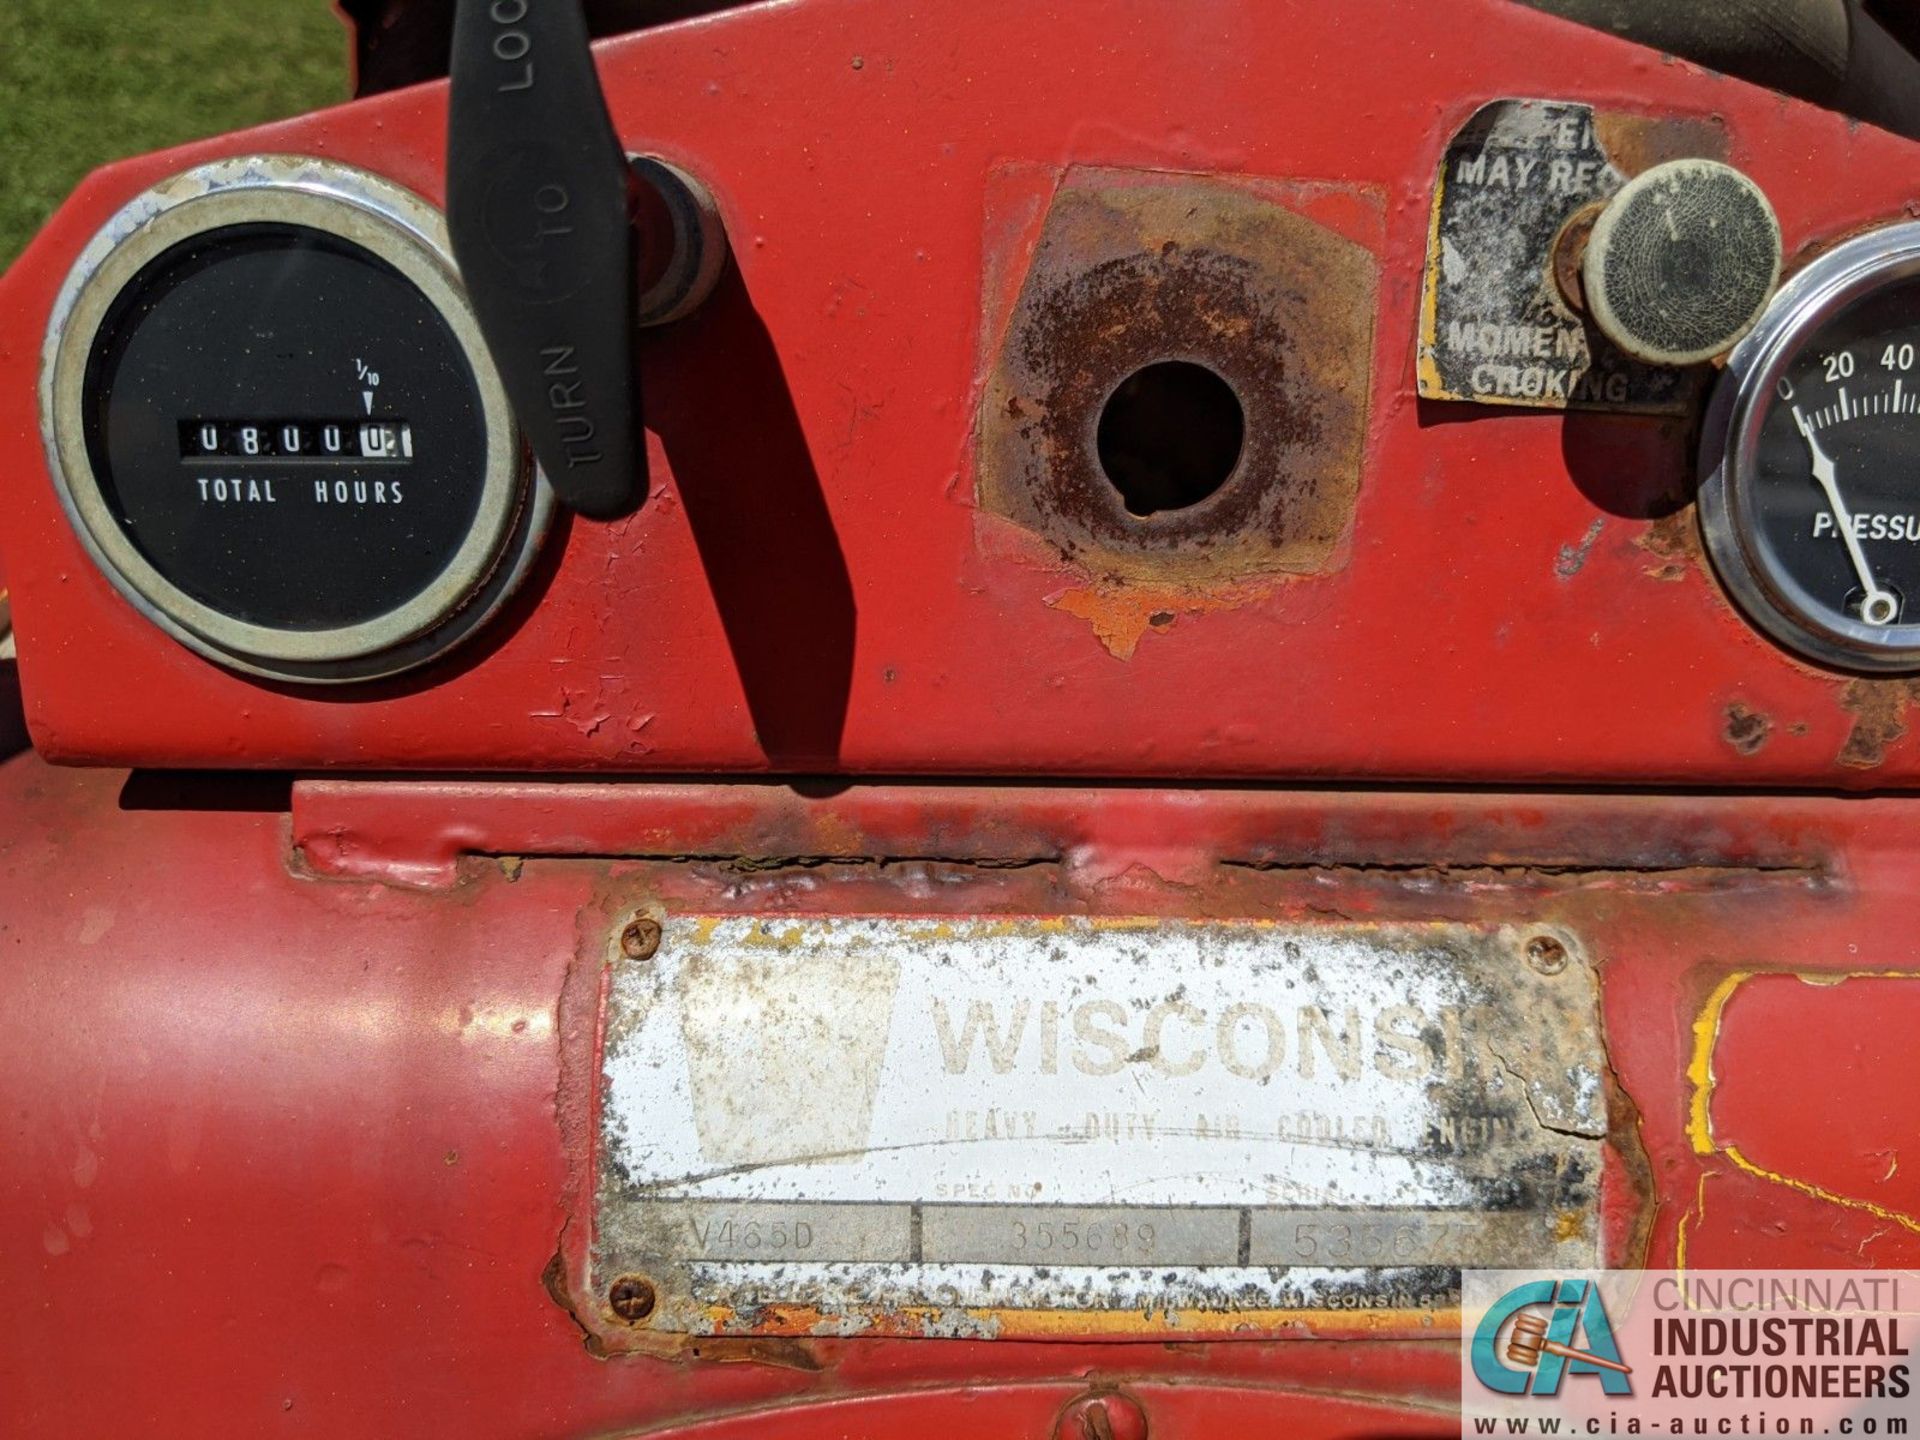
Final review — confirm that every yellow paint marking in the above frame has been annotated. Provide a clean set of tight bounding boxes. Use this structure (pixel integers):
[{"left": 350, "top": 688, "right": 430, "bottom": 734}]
[
  {"left": 1685, "top": 970, "right": 1752, "bottom": 1155},
  {"left": 1415, "top": 145, "right": 1448, "bottom": 397},
  {"left": 1689, "top": 969, "right": 1915, "bottom": 1156},
  {"left": 1688, "top": 970, "right": 1920, "bottom": 1244},
  {"left": 1721, "top": 1144, "right": 1920, "bottom": 1238},
  {"left": 1553, "top": 1209, "right": 1588, "bottom": 1243},
  {"left": 1675, "top": 1170, "right": 1709, "bottom": 1273}
]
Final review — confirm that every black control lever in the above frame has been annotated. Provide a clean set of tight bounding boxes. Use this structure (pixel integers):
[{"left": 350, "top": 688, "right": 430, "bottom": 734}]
[{"left": 447, "top": 0, "right": 642, "bottom": 519}]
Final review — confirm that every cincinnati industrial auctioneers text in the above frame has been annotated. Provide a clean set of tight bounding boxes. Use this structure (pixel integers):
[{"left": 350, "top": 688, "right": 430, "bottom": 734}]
[
  {"left": 1463, "top": 1271, "right": 1918, "bottom": 1439},
  {"left": 1648, "top": 1276, "right": 1910, "bottom": 1404}
]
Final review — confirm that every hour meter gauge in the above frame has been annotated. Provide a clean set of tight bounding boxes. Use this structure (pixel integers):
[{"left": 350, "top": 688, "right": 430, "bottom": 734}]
[
  {"left": 1702, "top": 222, "right": 1920, "bottom": 673},
  {"left": 40, "top": 156, "right": 551, "bottom": 683}
]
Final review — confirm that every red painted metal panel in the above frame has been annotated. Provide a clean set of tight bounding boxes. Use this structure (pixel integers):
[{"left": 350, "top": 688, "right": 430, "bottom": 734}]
[
  {"left": 624, "top": 1383, "right": 1460, "bottom": 1439},
  {"left": 3, "top": 0, "right": 1920, "bottom": 781},
  {"left": 6, "top": 1, "right": 1919, "bottom": 1433},
  {"left": 0, "top": 754, "right": 1471, "bottom": 1434},
  {"left": 1707, "top": 975, "right": 1920, "bottom": 1230},
  {"left": 5, "top": 750, "right": 1920, "bottom": 1431}
]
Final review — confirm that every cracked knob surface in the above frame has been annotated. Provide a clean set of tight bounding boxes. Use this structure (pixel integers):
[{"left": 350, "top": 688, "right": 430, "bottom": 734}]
[{"left": 1583, "top": 158, "right": 1782, "bottom": 367}]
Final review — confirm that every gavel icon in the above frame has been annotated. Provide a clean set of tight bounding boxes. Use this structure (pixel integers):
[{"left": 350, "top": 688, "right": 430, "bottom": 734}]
[{"left": 1506, "top": 1311, "right": 1633, "bottom": 1375}]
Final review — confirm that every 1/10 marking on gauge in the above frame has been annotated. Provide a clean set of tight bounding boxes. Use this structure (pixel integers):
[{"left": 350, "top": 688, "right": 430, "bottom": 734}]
[{"left": 178, "top": 418, "right": 415, "bottom": 463}]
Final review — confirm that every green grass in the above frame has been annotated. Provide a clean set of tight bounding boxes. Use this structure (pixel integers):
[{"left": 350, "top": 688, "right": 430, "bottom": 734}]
[{"left": 0, "top": 0, "right": 348, "bottom": 267}]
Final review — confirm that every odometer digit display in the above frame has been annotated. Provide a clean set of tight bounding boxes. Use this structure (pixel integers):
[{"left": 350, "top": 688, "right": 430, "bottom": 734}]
[
  {"left": 84, "top": 224, "right": 482, "bottom": 632},
  {"left": 41, "top": 157, "right": 548, "bottom": 682}
]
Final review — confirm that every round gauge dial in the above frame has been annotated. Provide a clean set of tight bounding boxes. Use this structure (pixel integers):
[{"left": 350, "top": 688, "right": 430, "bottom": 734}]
[
  {"left": 83, "top": 223, "right": 490, "bottom": 631},
  {"left": 1702, "top": 223, "right": 1920, "bottom": 672},
  {"left": 41, "top": 157, "right": 551, "bottom": 683}
]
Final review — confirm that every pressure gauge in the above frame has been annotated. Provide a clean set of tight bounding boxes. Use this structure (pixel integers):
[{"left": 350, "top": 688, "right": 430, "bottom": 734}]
[
  {"left": 41, "top": 156, "right": 551, "bottom": 683},
  {"left": 1701, "top": 223, "right": 1920, "bottom": 673}
]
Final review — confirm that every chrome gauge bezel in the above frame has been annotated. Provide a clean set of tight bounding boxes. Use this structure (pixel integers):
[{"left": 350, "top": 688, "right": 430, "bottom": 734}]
[
  {"left": 40, "top": 155, "right": 552, "bottom": 684},
  {"left": 1700, "top": 221, "right": 1920, "bottom": 674}
]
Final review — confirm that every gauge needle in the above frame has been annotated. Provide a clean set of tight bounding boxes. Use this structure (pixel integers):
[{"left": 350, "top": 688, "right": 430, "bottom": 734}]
[{"left": 1793, "top": 408, "right": 1900, "bottom": 626}]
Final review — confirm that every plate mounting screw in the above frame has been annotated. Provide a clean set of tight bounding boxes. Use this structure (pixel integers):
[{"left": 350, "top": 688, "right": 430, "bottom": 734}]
[
  {"left": 1055, "top": 1389, "right": 1148, "bottom": 1440},
  {"left": 608, "top": 1274, "right": 656, "bottom": 1324},
  {"left": 1525, "top": 935, "right": 1569, "bottom": 976},
  {"left": 620, "top": 916, "right": 662, "bottom": 961}
]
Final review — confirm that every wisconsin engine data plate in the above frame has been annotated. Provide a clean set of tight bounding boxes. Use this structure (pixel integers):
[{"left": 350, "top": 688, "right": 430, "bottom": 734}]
[{"left": 593, "top": 918, "right": 1606, "bottom": 1338}]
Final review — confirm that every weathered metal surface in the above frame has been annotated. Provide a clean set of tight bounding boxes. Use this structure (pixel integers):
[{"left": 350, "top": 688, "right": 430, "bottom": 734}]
[
  {"left": 291, "top": 775, "right": 1839, "bottom": 888},
  {"left": 7, "top": 0, "right": 1920, "bottom": 1434},
  {"left": 6, "top": 4, "right": 1920, "bottom": 781},
  {"left": 565, "top": 1381, "right": 1456, "bottom": 1440},
  {"left": 593, "top": 916, "right": 1603, "bottom": 1337},
  {"left": 977, "top": 170, "right": 1376, "bottom": 584},
  {"left": 1682, "top": 972, "right": 1920, "bottom": 1267},
  {"left": 17, "top": 755, "right": 1920, "bottom": 1429},
  {"left": 1418, "top": 99, "right": 1725, "bottom": 411}
]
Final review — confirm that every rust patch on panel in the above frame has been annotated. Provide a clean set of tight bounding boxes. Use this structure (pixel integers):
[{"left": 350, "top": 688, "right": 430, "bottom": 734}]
[
  {"left": 1045, "top": 579, "right": 1267, "bottom": 660},
  {"left": 1635, "top": 506, "right": 1705, "bottom": 582},
  {"left": 1588, "top": 112, "right": 1728, "bottom": 179},
  {"left": 1722, "top": 702, "right": 1772, "bottom": 756},
  {"left": 978, "top": 172, "right": 1377, "bottom": 587},
  {"left": 1836, "top": 679, "right": 1920, "bottom": 769}
]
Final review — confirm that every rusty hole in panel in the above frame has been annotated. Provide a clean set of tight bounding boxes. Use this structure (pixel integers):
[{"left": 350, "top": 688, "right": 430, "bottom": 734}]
[
  {"left": 1016, "top": 244, "right": 1320, "bottom": 558},
  {"left": 979, "top": 175, "right": 1377, "bottom": 585},
  {"left": 1096, "top": 360, "right": 1246, "bottom": 516}
]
